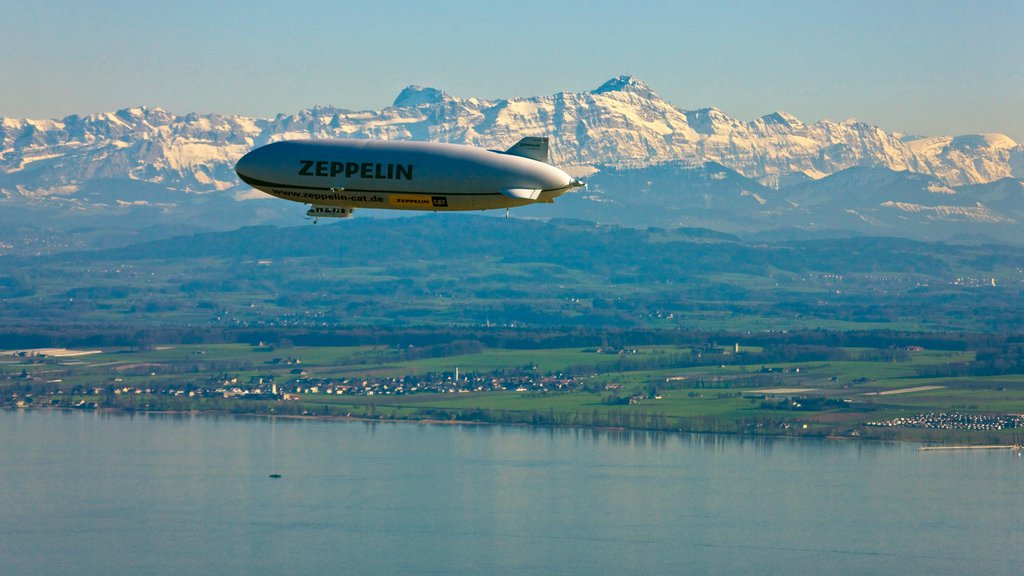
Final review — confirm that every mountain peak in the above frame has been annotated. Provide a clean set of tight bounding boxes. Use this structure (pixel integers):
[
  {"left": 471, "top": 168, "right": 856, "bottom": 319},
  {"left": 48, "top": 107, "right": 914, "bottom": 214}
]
[
  {"left": 950, "top": 133, "right": 1018, "bottom": 150},
  {"left": 113, "top": 105, "right": 167, "bottom": 121},
  {"left": 592, "top": 75, "right": 658, "bottom": 98},
  {"left": 392, "top": 85, "right": 449, "bottom": 108},
  {"left": 759, "top": 111, "right": 802, "bottom": 128}
]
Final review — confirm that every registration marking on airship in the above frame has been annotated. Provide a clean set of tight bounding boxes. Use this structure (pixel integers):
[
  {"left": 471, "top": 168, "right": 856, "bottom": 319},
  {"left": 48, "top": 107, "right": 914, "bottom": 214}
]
[{"left": 234, "top": 137, "right": 583, "bottom": 219}]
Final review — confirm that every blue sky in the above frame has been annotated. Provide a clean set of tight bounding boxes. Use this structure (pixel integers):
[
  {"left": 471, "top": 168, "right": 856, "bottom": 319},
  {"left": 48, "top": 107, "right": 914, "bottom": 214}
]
[{"left": 4, "top": 0, "right": 1022, "bottom": 140}]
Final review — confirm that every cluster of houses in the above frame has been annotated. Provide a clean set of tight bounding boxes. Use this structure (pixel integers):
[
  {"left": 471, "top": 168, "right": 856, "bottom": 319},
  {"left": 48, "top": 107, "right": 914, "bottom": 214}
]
[
  {"left": 83, "top": 373, "right": 584, "bottom": 401},
  {"left": 274, "top": 373, "right": 581, "bottom": 397},
  {"left": 3, "top": 359, "right": 589, "bottom": 407},
  {"left": 865, "top": 412, "right": 1024, "bottom": 430}
]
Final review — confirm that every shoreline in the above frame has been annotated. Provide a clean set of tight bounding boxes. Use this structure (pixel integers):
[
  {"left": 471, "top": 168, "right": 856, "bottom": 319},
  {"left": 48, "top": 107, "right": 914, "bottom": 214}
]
[{"left": 12, "top": 404, "right": 1021, "bottom": 448}]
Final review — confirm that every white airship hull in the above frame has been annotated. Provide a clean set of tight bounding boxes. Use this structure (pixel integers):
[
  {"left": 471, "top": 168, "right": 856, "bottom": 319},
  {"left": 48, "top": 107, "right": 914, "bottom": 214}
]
[{"left": 235, "top": 138, "right": 581, "bottom": 215}]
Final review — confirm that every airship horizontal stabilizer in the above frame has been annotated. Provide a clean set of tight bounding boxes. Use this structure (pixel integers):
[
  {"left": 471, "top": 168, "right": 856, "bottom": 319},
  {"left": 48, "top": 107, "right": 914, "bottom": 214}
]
[{"left": 501, "top": 188, "right": 543, "bottom": 200}]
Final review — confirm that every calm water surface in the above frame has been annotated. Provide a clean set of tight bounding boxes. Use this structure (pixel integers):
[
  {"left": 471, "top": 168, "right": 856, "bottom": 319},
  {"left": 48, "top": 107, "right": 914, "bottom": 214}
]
[{"left": 1, "top": 409, "right": 1021, "bottom": 575}]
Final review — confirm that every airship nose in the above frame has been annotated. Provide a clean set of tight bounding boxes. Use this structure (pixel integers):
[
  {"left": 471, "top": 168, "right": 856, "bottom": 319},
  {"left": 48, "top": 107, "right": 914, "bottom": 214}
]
[
  {"left": 235, "top": 148, "right": 265, "bottom": 187},
  {"left": 235, "top": 149, "right": 255, "bottom": 179}
]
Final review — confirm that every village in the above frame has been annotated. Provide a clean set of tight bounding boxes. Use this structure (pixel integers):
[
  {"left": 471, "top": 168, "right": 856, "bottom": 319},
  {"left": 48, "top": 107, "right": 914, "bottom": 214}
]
[
  {"left": 5, "top": 346, "right": 1024, "bottom": 437},
  {"left": 4, "top": 362, "right": 589, "bottom": 408}
]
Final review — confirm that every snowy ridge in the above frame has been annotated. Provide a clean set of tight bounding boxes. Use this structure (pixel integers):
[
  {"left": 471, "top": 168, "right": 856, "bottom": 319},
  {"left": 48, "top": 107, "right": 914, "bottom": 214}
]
[
  {"left": 2, "top": 76, "right": 1022, "bottom": 201},
  {"left": 1, "top": 76, "right": 1023, "bottom": 247},
  {"left": 880, "top": 201, "right": 1013, "bottom": 224}
]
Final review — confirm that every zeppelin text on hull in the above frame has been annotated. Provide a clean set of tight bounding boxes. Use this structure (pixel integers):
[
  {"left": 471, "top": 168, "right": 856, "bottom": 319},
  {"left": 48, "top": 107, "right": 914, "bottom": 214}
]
[{"left": 298, "top": 160, "right": 414, "bottom": 180}]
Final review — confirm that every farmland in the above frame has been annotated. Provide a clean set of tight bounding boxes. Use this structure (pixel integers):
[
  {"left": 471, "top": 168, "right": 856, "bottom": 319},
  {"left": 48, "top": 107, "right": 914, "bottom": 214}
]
[
  {"left": 3, "top": 218, "right": 1023, "bottom": 443},
  {"left": 6, "top": 338, "right": 1023, "bottom": 445}
]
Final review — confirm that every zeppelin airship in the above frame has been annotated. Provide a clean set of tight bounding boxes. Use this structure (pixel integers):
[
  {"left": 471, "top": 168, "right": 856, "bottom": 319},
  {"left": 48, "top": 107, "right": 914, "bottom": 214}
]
[{"left": 234, "top": 137, "right": 583, "bottom": 219}]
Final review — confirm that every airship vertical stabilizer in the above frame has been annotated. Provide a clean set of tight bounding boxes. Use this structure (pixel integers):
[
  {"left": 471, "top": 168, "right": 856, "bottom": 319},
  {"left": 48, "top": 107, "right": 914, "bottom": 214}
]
[{"left": 504, "top": 137, "right": 549, "bottom": 163}]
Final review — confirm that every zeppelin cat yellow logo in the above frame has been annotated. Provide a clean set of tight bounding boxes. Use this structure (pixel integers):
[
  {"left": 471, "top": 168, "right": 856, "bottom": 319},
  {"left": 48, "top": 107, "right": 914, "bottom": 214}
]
[{"left": 389, "top": 195, "right": 433, "bottom": 207}]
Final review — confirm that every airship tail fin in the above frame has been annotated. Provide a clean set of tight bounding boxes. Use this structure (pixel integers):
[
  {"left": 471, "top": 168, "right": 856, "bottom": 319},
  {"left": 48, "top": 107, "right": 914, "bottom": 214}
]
[{"left": 505, "top": 137, "right": 549, "bottom": 163}]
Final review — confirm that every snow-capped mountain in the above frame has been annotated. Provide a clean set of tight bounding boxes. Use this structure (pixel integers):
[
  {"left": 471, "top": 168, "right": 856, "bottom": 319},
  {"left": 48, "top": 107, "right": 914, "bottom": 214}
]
[
  {"left": 1, "top": 75, "right": 1022, "bottom": 251},
  {"left": 3, "top": 75, "right": 1022, "bottom": 198}
]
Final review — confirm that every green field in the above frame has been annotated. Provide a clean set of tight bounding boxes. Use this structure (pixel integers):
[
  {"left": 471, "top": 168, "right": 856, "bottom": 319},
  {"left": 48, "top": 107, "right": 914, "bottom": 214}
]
[{"left": 6, "top": 341, "right": 1023, "bottom": 445}]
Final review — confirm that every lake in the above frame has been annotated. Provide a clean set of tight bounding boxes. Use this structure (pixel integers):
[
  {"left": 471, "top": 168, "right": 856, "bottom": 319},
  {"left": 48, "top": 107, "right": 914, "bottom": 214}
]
[{"left": 1, "top": 409, "right": 1021, "bottom": 575}]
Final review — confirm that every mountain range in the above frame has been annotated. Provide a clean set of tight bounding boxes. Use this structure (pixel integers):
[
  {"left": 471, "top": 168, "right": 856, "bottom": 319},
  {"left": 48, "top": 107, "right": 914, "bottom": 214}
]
[{"left": 1, "top": 75, "right": 1022, "bottom": 251}]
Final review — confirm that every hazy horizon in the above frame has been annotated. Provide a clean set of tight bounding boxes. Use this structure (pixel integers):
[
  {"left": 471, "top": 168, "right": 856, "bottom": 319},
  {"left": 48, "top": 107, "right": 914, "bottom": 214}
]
[{"left": 3, "top": 0, "right": 1023, "bottom": 141}]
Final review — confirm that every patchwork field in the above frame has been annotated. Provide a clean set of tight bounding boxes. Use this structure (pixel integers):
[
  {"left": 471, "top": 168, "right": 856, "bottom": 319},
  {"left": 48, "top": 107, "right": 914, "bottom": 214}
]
[{"left": 6, "top": 341, "right": 1022, "bottom": 444}]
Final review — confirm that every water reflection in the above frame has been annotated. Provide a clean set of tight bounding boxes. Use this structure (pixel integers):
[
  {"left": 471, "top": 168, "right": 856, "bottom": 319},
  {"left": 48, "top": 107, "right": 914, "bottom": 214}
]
[{"left": 3, "top": 409, "right": 1021, "bottom": 576}]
